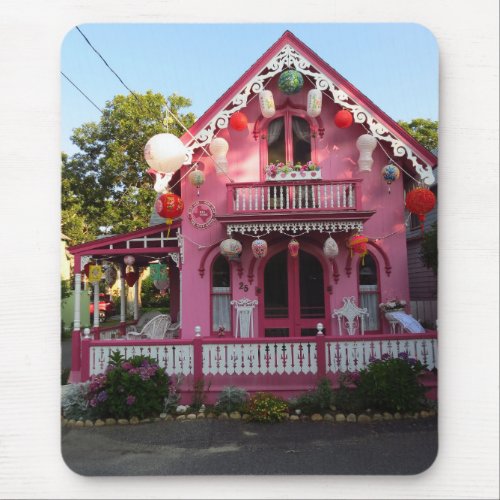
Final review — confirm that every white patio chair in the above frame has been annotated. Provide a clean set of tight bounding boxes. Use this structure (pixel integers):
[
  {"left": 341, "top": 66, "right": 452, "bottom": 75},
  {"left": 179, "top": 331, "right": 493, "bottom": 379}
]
[
  {"left": 126, "top": 314, "right": 171, "bottom": 340},
  {"left": 230, "top": 298, "right": 258, "bottom": 338},
  {"left": 332, "top": 296, "right": 369, "bottom": 336},
  {"left": 126, "top": 310, "right": 164, "bottom": 334}
]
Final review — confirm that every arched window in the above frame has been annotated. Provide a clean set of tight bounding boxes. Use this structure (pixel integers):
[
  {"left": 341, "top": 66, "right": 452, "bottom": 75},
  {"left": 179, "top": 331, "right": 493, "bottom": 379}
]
[
  {"left": 266, "top": 113, "right": 312, "bottom": 166},
  {"left": 359, "top": 254, "right": 380, "bottom": 331},
  {"left": 211, "top": 255, "right": 231, "bottom": 335}
]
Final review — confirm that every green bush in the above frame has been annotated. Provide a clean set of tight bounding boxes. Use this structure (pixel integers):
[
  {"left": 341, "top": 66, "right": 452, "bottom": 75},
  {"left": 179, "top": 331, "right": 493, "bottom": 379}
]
[
  {"left": 141, "top": 275, "right": 170, "bottom": 309},
  {"left": 215, "top": 386, "right": 249, "bottom": 414},
  {"left": 247, "top": 392, "right": 289, "bottom": 423},
  {"left": 355, "top": 353, "right": 427, "bottom": 413},
  {"left": 293, "top": 378, "right": 335, "bottom": 415},
  {"left": 332, "top": 374, "right": 365, "bottom": 413},
  {"left": 85, "top": 351, "right": 170, "bottom": 419}
]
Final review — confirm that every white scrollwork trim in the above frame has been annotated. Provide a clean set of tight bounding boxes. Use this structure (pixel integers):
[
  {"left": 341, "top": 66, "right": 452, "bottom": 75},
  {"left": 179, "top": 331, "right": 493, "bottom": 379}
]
[
  {"left": 169, "top": 253, "right": 180, "bottom": 267},
  {"left": 183, "top": 44, "right": 434, "bottom": 185},
  {"left": 226, "top": 220, "right": 363, "bottom": 236}
]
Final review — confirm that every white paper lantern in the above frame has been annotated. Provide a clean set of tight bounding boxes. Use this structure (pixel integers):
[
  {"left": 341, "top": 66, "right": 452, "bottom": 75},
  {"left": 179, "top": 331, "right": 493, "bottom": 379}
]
[
  {"left": 209, "top": 138, "right": 229, "bottom": 175},
  {"left": 153, "top": 278, "right": 170, "bottom": 291},
  {"left": 259, "top": 90, "right": 276, "bottom": 118},
  {"left": 219, "top": 238, "right": 242, "bottom": 259},
  {"left": 307, "top": 89, "right": 322, "bottom": 118},
  {"left": 144, "top": 133, "right": 186, "bottom": 174},
  {"left": 356, "top": 134, "right": 378, "bottom": 172},
  {"left": 124, "top": 255, "right": 135, "bottom": 266},
  {"left": 323, "top": 237, "right": 339, "bottom": 259}
]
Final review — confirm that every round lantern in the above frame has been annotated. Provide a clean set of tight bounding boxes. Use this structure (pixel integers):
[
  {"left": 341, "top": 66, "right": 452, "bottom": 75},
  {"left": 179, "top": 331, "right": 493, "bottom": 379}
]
[
  {"left": 381, "top": 164, "right": 400, "bottom": 193},
  {"left": 307, "top": 89, "right": 322, "bottom": 118},
  {"left": 251, "top": 239, "right": 268, "bottom": 259},
  {"left": 405, "top": 187, "right": 436, "bottom": 232},
  {"left": 278, "top": 70, "right": 304, "bottom": 95},
  {"left": 259, "top": 90, "right": 276, "bottom": 118},
  {"left": 288, "top": 238, "right": 300, "bottom": 258},
  {"left": 347, "top": 234, "right": 369, "bottom": 264},
  {"left": 82, "top": 262, "right": 91, "bottom": 278},
  {"left": 104, "top": 266, "right": 117, "bottom": 287},
  {"left": 155, "top": 193, "right": 184, "bottom": 222},
  {"left": 220, "top": 238, "right": 243, "bottom": 260},
  {"left": 356, "top": 134, "right": 377, "bottom": 172},
  {"left": 334, "top": 109, "right": 353, "bottom": 128},
  {"left": 229, "top": 112, "right": 248, "bottom": 132},
  {"left": 209, "top": 137, "right": 230, "bottom": 174},
  {"left": 123, "top": 255, "right": 135, "bottom": 266},
  {"left": 144, "top": 133, "right": 186, "bottom": 174},
  {"left": 323, "top": 237, "right": 339, "bottom": 259},
  {"left": 125, "top": 271, "right": 138, "bottom": 287},
  {"left": 188, "top": 169, "right": 205, "bottom": 195},
  {"left": 154, "top": 278, "right": 170, "bottom": 291}
]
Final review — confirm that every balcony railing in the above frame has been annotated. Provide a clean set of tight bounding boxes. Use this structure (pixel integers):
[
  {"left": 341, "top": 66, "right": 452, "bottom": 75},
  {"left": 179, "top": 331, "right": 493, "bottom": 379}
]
[{"left": 226, "top": 180, "right": 362, "bottom": 214}]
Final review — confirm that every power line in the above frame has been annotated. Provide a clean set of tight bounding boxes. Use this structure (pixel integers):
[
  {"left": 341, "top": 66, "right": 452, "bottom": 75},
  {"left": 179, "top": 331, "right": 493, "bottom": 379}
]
[{"left": 61, "top": 71, "right": 103, "bottom": 114}]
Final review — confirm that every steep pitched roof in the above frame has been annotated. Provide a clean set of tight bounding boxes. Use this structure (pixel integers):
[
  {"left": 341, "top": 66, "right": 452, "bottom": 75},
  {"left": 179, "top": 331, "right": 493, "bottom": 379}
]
[{"left": 181, "top": 30, "right": 436, "bottom": 173}]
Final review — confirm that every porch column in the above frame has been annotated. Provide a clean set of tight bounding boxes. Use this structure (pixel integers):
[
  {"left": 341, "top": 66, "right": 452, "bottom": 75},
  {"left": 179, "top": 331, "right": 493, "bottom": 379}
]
[
  {"left": 133, "top": 265, "right": 139, "bottom": 321},
  {"left": 120, "top": 262, "right": 127, "bottom": 336},
  {"left": 179, "top": 269, "right": 182, "bottom": 325},
  {"left": 70, "top": 254, "right": 82, "bottom": 381},
  {"left": 92, "top": 281, "right": 100, "bottom": 338}
]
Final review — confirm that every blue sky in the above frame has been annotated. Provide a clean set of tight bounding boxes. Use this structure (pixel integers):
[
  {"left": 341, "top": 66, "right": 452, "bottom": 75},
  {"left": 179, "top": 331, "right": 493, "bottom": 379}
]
[{"left": 61, "top": 23, "right": 438, "bottom": 155}]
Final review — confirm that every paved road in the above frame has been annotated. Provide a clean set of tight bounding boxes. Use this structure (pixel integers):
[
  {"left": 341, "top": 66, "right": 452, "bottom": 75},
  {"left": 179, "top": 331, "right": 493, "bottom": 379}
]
[{"left": 61, "top": 418, "right": 437, "bottom": 476}]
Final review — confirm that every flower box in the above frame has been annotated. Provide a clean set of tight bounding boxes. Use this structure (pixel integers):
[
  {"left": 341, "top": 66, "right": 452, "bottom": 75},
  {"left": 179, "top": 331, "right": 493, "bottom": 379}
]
[{"left": 265, "top": 170, "right": 322, "bottom": 182}]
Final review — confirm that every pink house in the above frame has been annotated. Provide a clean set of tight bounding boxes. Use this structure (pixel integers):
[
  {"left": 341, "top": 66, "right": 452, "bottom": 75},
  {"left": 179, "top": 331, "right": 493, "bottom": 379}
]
[{"left": 68, "top": 31, "right": 438, "bottom": 401}]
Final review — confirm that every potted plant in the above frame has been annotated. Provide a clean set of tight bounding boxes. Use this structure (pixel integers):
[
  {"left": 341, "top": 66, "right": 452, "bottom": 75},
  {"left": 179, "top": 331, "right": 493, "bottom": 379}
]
[{"left": 264, "top": 161, "right": 321, "bottom": 181}]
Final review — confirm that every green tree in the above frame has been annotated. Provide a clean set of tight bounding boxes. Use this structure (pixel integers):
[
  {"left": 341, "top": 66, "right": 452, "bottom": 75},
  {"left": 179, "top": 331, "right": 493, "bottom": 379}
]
[
  {"left": 398, "top": 118, "right": 438, "bottom": 152},
  {"left": 62, "top": 92, "right": 195, "bottom": 244},
  {"left": 420, "top": 222, "right": 438, "bottom": 275}
]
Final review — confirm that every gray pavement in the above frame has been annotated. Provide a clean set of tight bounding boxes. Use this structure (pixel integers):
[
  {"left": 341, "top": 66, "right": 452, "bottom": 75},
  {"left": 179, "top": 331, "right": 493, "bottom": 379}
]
[{"left": 61, "top": 417, "right": 437, "bottom": 476}]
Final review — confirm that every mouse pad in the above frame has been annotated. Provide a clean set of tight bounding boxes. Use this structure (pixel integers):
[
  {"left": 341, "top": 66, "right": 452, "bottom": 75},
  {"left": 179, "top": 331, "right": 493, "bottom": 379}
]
[{"left": 60, "top": 23, "right": 438, "bottom": 475}]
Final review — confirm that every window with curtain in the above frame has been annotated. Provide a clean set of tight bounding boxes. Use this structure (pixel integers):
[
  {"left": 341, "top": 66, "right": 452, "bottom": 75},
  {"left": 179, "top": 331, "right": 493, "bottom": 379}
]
[
  {"left": 266, "top": 113, "right": 312, "bottom": 165},
  {"left": 359, "top": 254, "right": 380, "bottom": 331},
  {"left": 211, "top": 255, "right": 231, "bottom": 333}
]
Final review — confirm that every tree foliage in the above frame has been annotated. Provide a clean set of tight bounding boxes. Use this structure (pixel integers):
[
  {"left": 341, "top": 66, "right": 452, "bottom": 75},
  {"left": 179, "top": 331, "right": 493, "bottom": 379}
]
[
  {"left": 420, "top": 222, "right": 438, "bottom": 275},
  {"left": 398, "top": 118, "right": 438, "bottom": 152},
  {"left": 61, "top": 92, "right": 195, "bottom": 244}
]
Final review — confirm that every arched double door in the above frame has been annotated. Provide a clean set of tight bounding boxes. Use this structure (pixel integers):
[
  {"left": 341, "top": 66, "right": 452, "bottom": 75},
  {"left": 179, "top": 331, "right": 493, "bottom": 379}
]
[{"left": 260, "top": 247, "right": 328, "bottom": 337}]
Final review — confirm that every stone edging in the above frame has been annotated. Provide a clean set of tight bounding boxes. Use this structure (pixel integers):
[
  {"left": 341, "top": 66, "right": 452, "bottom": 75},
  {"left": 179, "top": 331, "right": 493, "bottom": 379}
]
[{"left": 62, "top": 409, "right": 437, "bottom": 428}]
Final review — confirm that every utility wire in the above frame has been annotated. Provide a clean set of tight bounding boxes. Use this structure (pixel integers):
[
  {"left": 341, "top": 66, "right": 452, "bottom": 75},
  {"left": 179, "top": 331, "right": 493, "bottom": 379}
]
[{"left": 61, "top": 71, "right": 103, "bottom": 113}]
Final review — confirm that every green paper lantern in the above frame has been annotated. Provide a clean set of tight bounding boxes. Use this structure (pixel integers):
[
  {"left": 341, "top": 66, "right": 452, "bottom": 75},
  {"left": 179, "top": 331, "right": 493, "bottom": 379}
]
[{"left": 278, "top": 70, "right": 304, "bottom": 95}]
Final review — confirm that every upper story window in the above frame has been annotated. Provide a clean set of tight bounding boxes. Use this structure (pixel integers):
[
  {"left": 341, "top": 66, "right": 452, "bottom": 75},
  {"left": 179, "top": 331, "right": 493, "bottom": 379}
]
[{"left": 266, "top": 113, "right": 312, "bottom": 166}]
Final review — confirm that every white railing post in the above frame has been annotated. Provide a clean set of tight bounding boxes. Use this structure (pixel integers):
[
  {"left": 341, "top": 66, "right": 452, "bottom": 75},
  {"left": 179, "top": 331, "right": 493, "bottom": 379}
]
[{"left": 93, "top": 281, "right": 100, "bottom": 329}]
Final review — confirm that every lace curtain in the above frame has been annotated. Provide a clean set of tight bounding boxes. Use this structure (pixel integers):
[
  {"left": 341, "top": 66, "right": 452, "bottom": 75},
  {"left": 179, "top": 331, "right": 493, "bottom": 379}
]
[
  {"left": 267, "top": 118, "right": 284, "bottom": 145},
  {"left": 212, "top": 287, "right": 231, "bottom": 331},
  {"left": 359, "top": 285, "right": 380, "bottom": 330},
  {"left": 292, "top": 117, "right": 311, "bottom": 143}
]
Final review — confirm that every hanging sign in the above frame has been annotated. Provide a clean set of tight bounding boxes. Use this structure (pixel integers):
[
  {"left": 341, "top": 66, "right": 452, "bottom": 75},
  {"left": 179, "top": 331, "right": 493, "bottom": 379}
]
[
  {"left": 88, "top": 265, "right": 103, "bottom": 283},
  {"left": 188, "top": 200, "right": 216, "bottom": 229},
  {"left": 150, "top": 263, "right": 168, "bottom": 281}
]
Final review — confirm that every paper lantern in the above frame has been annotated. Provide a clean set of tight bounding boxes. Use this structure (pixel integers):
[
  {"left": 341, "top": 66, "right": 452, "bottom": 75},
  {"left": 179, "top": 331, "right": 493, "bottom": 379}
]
[
  {"left": 405, "top": 188, "right": 436, "bottom": 232},
  {"left": 123, "top": 255, "right": 135, "bottom": 266},
  {"left": 153, "top": 278, "right": 170, "bottom": 291},
  {"left": 347, "top": 234, "right": 369, "bottom": 264},
  {"left": 229, "top": 112, "right": 248, "bottom": 132},
  {"left": 144, "top": 133, "right": 186, "bottom": 174},
  {"left": 278, "top": 70, "right": 304, "bottom": 95},
  {"left": 104, "top": 266, "right": 117, "bottom": 287},
  {"left": 188, "top": 169, "right": 205, "bottom": 195},
  {"left": 83, "top": 262, "right": 91, "bottom": 278},
  {"left": 150, "top": 263, "right": 168, "bottom": 281},
  {"left": 323, "top": 237, "right": 339, "bottom": 259},
  {"left": 220, "top": 238, "right": 242, "bottom": 260},
  {"left": 381, "top": 164, "right": 400, "bottom": 193},
  {"left": 209, "top": 137, "right": 230, "bottom": 174},
  {"left": 251, "top": 239, "right": 268, "bottom": 259},
  {"left": 259, "top": 90, "right": 276, "bottom": 118},
  {"left": 88, "top": 264, "right": 102, "bottom": 283},
  {"left": 334, "top": 109, "right": 353, "bottom": 128},
  {"left": 307, "top": 89, "right": 322, "bottom": 118},
  {"left": 288, "top": 238, "right": 300, "bottom": 258},
  {"left": 356, "top": 134, "right": 377, "bottom": 172},
  {"left": 125, "top": 271, "right": 138, "bottom": 287},
  {"left": 155, "top": 193, "right": 184, "bottom": 221}
]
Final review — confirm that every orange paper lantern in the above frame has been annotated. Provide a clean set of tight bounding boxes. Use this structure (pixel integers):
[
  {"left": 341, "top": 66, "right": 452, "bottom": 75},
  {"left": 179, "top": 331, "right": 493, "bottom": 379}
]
[
  {"left": 347, "top": 234, "right": 369, "bottom": 263},
  {"left": 229, "top": 111, "right": 248, "bottom": 131},
  {"left": 405, "top": 188, "right": 436, "bottom": 232},
  {"left": 288, "top": 238, "right": 300, "bottom": 258}
]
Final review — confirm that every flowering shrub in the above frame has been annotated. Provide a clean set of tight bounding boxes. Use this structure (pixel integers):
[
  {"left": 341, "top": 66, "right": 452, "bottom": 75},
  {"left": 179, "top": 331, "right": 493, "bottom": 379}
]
[
  {"left": 355, "top": 352, "right": 427, "bottom": 412},
  {"left": 85, "top": 351, "right": 170, "bottom": 419},
  {"left": 379, "top": 298, "right": 407, "bottom": 312},
  {"left": 247, "top": 392, "right": 289, "bottom": 422},
  {"left": 264, "top": 160, "right": 319, "bottom": 177}
]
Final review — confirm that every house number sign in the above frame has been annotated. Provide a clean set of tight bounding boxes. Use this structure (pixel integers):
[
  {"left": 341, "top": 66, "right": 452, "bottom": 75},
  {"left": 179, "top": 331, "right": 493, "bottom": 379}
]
[{"left": 188, "top": 200, "right": 216, "bottom": 229}]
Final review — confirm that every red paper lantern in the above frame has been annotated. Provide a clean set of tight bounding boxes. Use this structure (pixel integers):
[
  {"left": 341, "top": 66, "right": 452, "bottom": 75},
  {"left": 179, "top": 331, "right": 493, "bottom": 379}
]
[
  {"left": 125, "top": 272, "right": 139, "bottom": 287},
  {"left": 155, "top": 193, "right": 184, "bottom": 222},
  {"left": 288, "top": 238, "right": 300, "bottom": 258},
  {"left": 229, "top": 111, "right": 248, "bottom": 131},
  {"left": 334, "top": 109, "right": 353, "bottom": 128},
  {"left": 82, "top": 263, "right": 91, "bottom": 277},
  {"left": 347, "top": 234, "right": 369, "bottom": 263},
  {"left": 405, "top": 188, "right": 436, "bottom": 232}
]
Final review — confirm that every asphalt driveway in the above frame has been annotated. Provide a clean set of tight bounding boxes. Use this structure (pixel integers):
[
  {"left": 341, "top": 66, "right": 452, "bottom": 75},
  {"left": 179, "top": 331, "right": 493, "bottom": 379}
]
[{"left": 61, "top": 417, "right": 437, "bottom": 476}]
